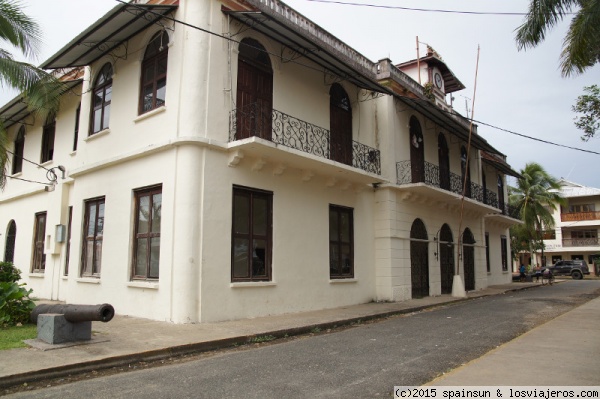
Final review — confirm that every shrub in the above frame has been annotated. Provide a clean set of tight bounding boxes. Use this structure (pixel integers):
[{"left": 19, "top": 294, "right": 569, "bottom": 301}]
[
  {"left": 0, "top": 262, "right": 22, "bottom": 283},
  {"left": 0, "top": 263, "right": 35, "bottom": 326}
]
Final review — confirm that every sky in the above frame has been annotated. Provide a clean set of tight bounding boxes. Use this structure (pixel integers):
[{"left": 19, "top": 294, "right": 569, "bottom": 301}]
[{"left": 3, "top": 0, "right": 599, "bottom": 188}]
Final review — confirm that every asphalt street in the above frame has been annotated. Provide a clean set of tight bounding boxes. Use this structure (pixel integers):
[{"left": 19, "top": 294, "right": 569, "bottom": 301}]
[{"left": 6, "top": 280, "right": 600, "bottom": 399}]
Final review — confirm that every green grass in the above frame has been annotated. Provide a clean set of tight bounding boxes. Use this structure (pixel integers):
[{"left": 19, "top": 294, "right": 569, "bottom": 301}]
[{"left": 0, "top": 324, "right": 37, "bottom": 350}]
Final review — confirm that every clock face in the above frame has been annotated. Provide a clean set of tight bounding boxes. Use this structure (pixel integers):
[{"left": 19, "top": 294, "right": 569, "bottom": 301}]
[{"left": 434, "top": 73, "right": 443, "bottom": 89}]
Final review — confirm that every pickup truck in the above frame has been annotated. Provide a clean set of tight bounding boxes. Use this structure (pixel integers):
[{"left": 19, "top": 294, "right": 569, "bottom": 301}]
[{"left": 546, "top": 260, "right": 590, "bottom": 280}]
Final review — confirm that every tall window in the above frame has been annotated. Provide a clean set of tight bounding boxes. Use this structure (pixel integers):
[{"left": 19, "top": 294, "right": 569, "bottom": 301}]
[
  {"left": 91, "top": 64, "right": 112, "bottom": 134},
  {"left": 41, "top": 114, "right": 56, "bottom": 163},
  {"left": 231, "top": 186, "right": 272, "bottom": 282},
  {"left": 497, "top": 175, "right": 505, "bottom": 211},
  {"left": 329, "top": 205, "right": 354, "bottom": 279},
  {"left": 501, "top": 235, "right": 508, "bottom": 271},
  {"left": 73, "top": 103, "right": 80, "bottom": 151},
  {"left": 132, "top": 186, "right": 162, "bottom": 280},
  {"left": 81, "top": 198, "right": 105, "bottom": 277},
  {"left": 4, "top": 220, "right": 16, "bottom": 263},
  {"left": 409, "top": 116, "right": 425, "bottom": 183},
  {"left": 139, "top": 31, "right": 169, "bottom": 114},
  {"left": 438, "top": 133, "right": 450, "bottom": 190},
  {"left": 12, "top": 126, "right": 25, "bottom": 174},
  {"left": 32, "top": 212, "right": 46, "bottom": 272}
]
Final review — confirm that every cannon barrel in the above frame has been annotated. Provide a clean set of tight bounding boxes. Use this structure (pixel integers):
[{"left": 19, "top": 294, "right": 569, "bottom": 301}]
[{"left": 30, "top": 303, "right": 115, "bottom": 324}]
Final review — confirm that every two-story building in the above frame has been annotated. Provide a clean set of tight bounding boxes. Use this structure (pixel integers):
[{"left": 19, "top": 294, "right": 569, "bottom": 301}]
[
  {"left": 534, "top": 179, "right": 600, "bottom": 270},
  {"left": 0, "top": 0, "right": 521, "bottom": 323}
]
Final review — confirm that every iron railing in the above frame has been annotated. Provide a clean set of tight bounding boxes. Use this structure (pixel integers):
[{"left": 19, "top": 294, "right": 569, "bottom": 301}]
[
  {"left": 396, "top": 160, "right": 517, "bottom": 217},
  {"left": 230, "top": 104, "right": 381, "bottom": 175}
]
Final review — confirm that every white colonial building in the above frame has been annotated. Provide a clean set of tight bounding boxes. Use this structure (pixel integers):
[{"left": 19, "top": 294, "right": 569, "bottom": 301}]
[
  {"left": 0, "top": 0, "right": 521, "bottom": 323},
  {"left": 532, "top": 180, "right": 600, "bottom": 270}
]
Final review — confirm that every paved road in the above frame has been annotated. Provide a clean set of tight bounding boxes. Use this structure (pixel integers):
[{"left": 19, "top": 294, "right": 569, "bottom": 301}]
[{"left": 7, "top": 280, "right": 600, "bottom": 399}]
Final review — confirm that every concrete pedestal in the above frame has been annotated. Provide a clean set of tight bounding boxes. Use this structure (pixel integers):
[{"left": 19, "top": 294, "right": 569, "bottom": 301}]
[{"left": 37, "top": 314, "right": 92, "bottom": 344}]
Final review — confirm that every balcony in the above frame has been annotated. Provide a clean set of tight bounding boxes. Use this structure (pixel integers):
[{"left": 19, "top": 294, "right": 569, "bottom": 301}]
[
  {"left": 396, "top": 160, "right": 519, "bottom": 218},
  {"left": 229, "top": 104, "right": 381, "bottom": 175},
  {"left": 562, "top": 238, "right": 599, "bottom": 247},
  {"left": 561, "top": 211, "right": 600, "bottom": 222}
]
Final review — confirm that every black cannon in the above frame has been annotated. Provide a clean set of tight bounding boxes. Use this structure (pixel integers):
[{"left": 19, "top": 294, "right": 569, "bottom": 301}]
[{"left": 30, "top": 303, "right": 115, "bottom": 324}]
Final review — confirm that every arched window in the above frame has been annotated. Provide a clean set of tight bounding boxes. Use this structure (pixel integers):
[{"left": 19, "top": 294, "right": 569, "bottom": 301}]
[
  {"left": 91, "top": 63, "right": 113, "bottom": 134},
  {"left": 409, "top": 116, "right": 424, "bottom": 183},
  {"left": 12, "top": 126, "right": 25, "bottom": 174},
  {"left": 41, "top": 113, "right": 56, "bottom": 163},
  {"left": 139, "top": 31, "right": 169, "bottom": 114},
  {"left": 410, "top": 218, "right": 429, "bottom": 298},
  {"left": 4, "top": 220, "right": 16, "bottom": 263},
  {"left": 330, "top": 83, "right": 352, "bottom": 165},
  {"left": 235, "top": 38, "right": 273, "bottom": 140}
]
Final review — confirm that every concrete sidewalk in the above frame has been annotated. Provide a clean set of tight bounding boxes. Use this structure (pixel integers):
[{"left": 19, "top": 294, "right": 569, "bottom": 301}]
[
  {"left": 0, "top": 281, "right": 558, "bottom": 389},
  {"left": 428, "top": 294, "right": 600, "bottom": 386}
]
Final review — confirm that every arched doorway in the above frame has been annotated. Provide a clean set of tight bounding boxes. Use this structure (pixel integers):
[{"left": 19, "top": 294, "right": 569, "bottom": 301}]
[
  {"left": 410, "top": 117, "right": 425, "bottom": 183},
  {"left": 438, "top": 133, "right": 450, "bottom": 190},
  {"left": 4, "top": 220, "right": 16, "bottom": 263},
  {"left": 462, "top": 228, "right": 475, "bottom": 291},
  {"left": 329, "top": 83, "right": 352, "bottom": 166},
  {"left": 410, "top": 218, "right": 429, "bottom": 298},
  {"left": 236, "top": 38, "right": 273, "bottom": 140},
  {"left": 439, "top": 224, "right": 454, "bottom": 294}
]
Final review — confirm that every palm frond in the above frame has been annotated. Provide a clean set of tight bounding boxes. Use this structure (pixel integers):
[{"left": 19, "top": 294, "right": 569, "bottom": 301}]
[
  {"left": 0, "top": 0, "right": 41, "bottom": 58},
  {"left": 515, "top": 0, "right": 578, "bottom": 49}
]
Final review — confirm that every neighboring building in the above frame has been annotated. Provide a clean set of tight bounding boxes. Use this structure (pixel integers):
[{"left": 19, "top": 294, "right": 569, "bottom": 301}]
[
  {"left": 527, "top": 179, "right": 600, "bottom": 269},
  {"left": 0, "top": 0, "right": 521, "bottom": 323}
]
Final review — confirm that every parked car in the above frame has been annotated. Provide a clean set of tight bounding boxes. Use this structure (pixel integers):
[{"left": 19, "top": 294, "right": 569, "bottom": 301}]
[{"left": 547, "top": 260, "right": 590, "bottom": 280}]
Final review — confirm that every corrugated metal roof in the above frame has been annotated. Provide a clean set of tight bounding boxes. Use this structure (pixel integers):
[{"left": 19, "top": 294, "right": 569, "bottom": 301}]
[{"left": 40, "top": 3, "right": 178, "bottom": 69}]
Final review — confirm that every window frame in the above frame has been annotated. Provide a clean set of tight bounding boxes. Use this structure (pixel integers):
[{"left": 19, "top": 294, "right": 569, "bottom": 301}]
[
  {"left": 329, "top": 204, "right": 354, "bottom": 279},
  {"left": 64, "top": 206, "right": 72, "bottom": 276},
  {"left": 131, "top": 185, "right": 162, "bottom": 280},
  {"left": 501, "top": 235, "right": 508, "bottom": 272},
  {"left": 31, "top": 212, "right": 47, "bottom": 273},
  {"left": 139, "top": 31, "right": 169, "bottom": 115},
  {"left": 81, "top": 197, "right": 105, "bottom": 277},
  {"left": 4, "top": 220, "right": 17, "bottom": 263},
  {"left": 231, "top": 186, "right": 273, "bottom": 282},
  {"left": 90, "top": 63, "right": 113, "bottom": 135}
]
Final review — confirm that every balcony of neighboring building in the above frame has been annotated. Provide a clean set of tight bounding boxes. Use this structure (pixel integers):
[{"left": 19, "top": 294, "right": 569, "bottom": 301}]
[
  {"left": 560, "top": 210, "right": 600, "bottom": 223},
  {"left": 227, "top": 103, "right": 382, "bottom": 184}
]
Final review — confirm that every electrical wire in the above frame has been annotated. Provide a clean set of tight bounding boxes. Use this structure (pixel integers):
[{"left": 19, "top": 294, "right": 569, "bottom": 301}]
[{"left": 301, "top": 0, "right": 576, "bottom": 16}]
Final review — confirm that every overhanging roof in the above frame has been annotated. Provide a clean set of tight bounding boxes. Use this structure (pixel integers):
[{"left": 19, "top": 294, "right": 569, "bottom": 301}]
[
  {"left": 481, "top": 152, "right": 522, "bottom": 178},
  {"left": 395, "top": 96, "right": 503, "bottom": 156},
  {"left": 223, "top": 8, "right": 387, "bottom": 94},
  {"left": 40, "top": 3, "right": 178, "bottom": 69},
  {"left": 0, "top": 80, "right": 82, "bottom": 130}
]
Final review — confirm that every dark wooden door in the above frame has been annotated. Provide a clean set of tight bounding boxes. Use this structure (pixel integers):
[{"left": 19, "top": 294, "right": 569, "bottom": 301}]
[
  {"left": 410, "top": 117, "right": 424, "bottom": 183},
  {"left": 330, "top": 84, "right": 352, "bottom": 166},
  {"left": 439, "top": 224, "right": 454, "bottom": 295},
  {"left": 463, "top": 229, "right": 475, "bottom": 291},
  {"left": 438, "top": 133, "right": 450, "bottom": 190},
  {"left": 236, "top": 60, "right": 273, "bottom": 140},
  {"left": 410, "top": 219, "right": 429, "bottom": 298}
]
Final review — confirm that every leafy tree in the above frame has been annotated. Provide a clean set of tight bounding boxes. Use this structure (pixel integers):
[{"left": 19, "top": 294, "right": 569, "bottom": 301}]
[
  {"left": 509, "top": 163, "right": 564, "bottom": 267},
  {"left": 573, "top": 84, "right": 600, "bottom": 141},
  {"left": 0, "top": 0, "right": 65, "bottom": 189},
  {"left": 515, "top": 0, "right": 600, "bottom": 77}
]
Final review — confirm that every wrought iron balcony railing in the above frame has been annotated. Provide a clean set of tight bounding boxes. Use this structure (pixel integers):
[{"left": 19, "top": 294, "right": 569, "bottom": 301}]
[
  {"left": 230, "top": 104, "right": 381, "bottom": 175},
  {"left": 396, "top": 160, "right": 516, "bottom": 217}
]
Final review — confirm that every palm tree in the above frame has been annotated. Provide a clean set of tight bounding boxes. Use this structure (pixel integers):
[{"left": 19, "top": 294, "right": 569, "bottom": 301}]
[
  {"left": 0, "top": 0, "right": 65, "bottom": 188},
  {"left": 509, "top": 162, "right": 564, "bottom": 268},
  {"left": 515, "top": 0, "right": 600, "bottom": 77}
]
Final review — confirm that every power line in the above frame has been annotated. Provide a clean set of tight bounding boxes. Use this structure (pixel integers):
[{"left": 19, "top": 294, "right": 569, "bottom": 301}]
[{"left": 302, "top": 0, "right": 575, "bottom": 16}]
